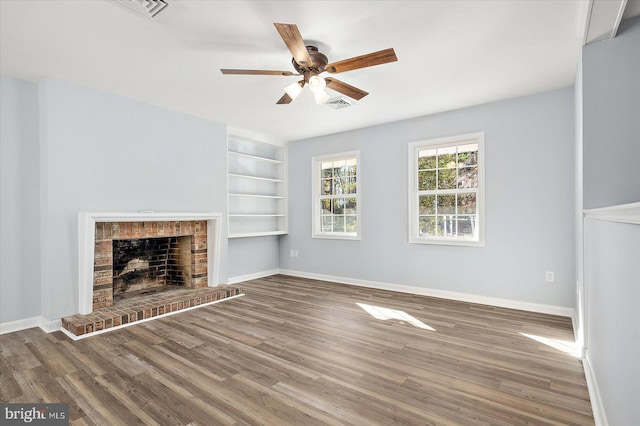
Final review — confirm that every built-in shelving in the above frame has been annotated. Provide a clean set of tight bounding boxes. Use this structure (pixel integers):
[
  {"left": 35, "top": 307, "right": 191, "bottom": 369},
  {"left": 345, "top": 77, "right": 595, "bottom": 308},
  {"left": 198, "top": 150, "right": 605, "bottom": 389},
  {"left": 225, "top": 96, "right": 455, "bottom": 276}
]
[
  {"left": 229, "top": 193, "right": 284, "bottom": 199},
  {"left": 227, "top": 135, "right": 287, "bottom": 238},
  {"left": 228, "top": 173, "right": 284, "bottom": 183},
  {"left": 228, "top": 151, "right": 284, "bottom": 164}
]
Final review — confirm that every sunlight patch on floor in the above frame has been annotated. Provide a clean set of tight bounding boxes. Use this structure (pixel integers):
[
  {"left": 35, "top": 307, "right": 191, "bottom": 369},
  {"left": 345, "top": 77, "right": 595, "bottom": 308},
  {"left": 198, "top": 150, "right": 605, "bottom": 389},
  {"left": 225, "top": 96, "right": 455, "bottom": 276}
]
[
  {"left": 357, "top": 303, "right": 435, "bottom": 331},
  {"left": 520, "top": 332, "right": 580, "bottom": 357}
]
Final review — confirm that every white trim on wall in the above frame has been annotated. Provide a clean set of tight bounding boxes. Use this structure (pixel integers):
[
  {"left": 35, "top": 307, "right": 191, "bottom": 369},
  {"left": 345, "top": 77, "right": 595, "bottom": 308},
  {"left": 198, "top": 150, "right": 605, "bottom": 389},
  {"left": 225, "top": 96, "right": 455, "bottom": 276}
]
[
  {"left": 0, "top": 316, "right": 61, "bottom": 335},
  {"left": 583, "top": 201, "right": 640, "bottom": 224},
  {"left": 278, "top": 269, "right": 575, "bottom": 317},
  {"left": 0, "top": 316, "right": 43, "bottom": 335},
  {"left": 2, "top": 269, "right": 575, "bottom": 334},
  {"left": 227, "top": 269, "right": 280, "bottom": 285},
  {"left": 583, "top": 354, "right": 608, "bottom": 426},
  {"left": 578, "top": 201, "right": 639, "bottom": 426}
]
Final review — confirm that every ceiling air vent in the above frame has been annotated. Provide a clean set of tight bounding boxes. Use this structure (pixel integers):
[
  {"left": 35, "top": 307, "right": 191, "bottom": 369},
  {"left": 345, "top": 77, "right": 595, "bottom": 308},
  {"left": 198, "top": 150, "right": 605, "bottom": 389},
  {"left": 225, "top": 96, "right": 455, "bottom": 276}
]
[
  {"left": 110, "top": 0, "right": 169, "bottom": 20},
  {"left": 325, "top": 97, "right": 355, "bottom": 110}
]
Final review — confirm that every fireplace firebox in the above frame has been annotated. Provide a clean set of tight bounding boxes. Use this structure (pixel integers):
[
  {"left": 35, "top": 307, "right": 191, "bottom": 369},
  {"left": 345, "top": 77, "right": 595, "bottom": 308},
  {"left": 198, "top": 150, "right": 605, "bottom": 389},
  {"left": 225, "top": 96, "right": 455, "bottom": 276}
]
[
  {"left": 112, "top": 235, "right": 193, "bottom": 301},
  {"left": 90, "top": 219, "right": 210, "bottom": 310}
]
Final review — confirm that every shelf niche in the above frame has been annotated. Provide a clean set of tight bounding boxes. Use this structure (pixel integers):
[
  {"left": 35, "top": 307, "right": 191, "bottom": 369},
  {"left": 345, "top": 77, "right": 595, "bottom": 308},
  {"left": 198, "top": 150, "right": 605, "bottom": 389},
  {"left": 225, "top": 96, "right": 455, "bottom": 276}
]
[{"left": 227, "top": 135, "right": 287, "bottom": 238}]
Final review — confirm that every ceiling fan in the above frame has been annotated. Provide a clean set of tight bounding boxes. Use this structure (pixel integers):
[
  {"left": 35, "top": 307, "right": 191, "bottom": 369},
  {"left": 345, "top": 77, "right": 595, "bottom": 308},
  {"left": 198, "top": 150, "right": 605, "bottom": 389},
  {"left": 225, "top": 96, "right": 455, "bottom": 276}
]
[{"left": 220, "top": 23, "right": 398, "bottom": 105}]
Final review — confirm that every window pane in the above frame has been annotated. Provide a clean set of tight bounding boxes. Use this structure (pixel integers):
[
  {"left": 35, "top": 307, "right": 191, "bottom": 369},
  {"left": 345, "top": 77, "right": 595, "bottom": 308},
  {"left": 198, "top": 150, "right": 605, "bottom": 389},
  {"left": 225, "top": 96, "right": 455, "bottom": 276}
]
[
  {"left": 437, "top": 215, "right": 456, "bottom": 236},
  {"left": 333, "top": 160, "right": 346, "bottom": 177},
  {"left": 315, "top": 154, "right": 359, "bottom": 238},
  {"left": 346, "top": 215, "right": 357, "bottom": 232},
  {"left": 345, "top": 198, "right": 357, "bottom": 214},
  {"left": 458, "top": 144, "right": 478, "bottom": 166},
  {"left": 438, "top": 169, "right": 456, "bottom": 189},
  {"left": 437, "top": 146, "right": 457, "bottom": 169},
  {"left": 419, "top": 195, "right": 436, "bottom": 215},
  {"left": 322, "top": 178, "right": 333, "bottom": 195},
  {"left": 332, "top": 198, "right": 345, "bottom": 215},
  {"left": 322, "top": 162, "right": 333, "bottom": 178},
  {"left": 418, "top": 149, "right": 436, "bottom": 170},
  {"left": 418, "top": 170, "right": 436, "bottom": 190},
  {"left": 346, "top": 177, "right": 357, "bottom": 194},
  {"left": 346, "top": 159, "right": 357, "bottom": 176},
  {"left": 455, "top": 215, "right": 477, "bottom": 238},
  {"left": 437, "top": 194, "right": 456, "bottom": 214},
  {"left": 321, "top": 199, "right": 331, "bottom": 214},
  {"left": 457, "top": 192, "right": 476, "bottom": 214},
  {"left": 334, "top": 177, "right": 346, "bottom": 194},
  {"left": 322, "top": 216, "right": 334, "bottom": 232},
  {"left": 458, "top": 166, "right": 478, "bottom": 189},
  {"left": 419, "top": 216, "right": 436, "bottom": 236}
]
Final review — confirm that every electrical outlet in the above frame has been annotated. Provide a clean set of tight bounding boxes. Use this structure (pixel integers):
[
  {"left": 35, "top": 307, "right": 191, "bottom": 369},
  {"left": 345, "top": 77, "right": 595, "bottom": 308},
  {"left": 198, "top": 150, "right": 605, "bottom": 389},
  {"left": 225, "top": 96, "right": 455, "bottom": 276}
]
[
  {"left": 545, "top": 271, "right": 555, "bottom": 282},
  {"left": 290, "top": 249, "right": 298, "bottom": 258}
]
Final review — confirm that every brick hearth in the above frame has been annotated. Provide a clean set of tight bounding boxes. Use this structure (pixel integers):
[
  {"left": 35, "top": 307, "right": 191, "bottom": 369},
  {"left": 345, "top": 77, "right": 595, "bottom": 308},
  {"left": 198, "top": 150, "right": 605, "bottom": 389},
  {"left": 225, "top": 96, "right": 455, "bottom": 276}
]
[{"left": 62, "top": 285, "right": 242, "bottom": 337}]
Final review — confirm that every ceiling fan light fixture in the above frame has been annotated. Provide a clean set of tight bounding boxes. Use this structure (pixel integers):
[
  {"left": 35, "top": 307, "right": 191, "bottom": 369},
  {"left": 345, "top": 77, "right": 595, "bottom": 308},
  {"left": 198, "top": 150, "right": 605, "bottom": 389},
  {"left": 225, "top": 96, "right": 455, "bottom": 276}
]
[
  {"left": 308, "top": 75, "right": 326, "bottom": 93},
  {"left": 313, "top": 90, "right": 330, "bottom": 105},
  {"left": 284, "top": 81, "right": 303, "bottom": 100}
]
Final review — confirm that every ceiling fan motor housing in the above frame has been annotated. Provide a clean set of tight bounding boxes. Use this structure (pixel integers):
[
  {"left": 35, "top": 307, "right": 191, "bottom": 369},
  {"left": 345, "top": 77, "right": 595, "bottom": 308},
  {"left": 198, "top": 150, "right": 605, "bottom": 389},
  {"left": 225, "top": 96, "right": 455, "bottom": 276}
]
[{"left": 292, "top": 46, "right": 328, "bottom": 79}]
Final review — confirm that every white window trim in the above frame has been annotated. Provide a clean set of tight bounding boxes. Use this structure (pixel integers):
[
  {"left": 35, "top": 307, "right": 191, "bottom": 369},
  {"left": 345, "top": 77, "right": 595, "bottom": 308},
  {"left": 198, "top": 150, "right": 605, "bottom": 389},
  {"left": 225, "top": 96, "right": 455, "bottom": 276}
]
[
  {"left": 408, "top": 132, "right": 485, "bottom": 247},
  {"left": 312, "top": 150, "right": 361, "bottom": 240}
]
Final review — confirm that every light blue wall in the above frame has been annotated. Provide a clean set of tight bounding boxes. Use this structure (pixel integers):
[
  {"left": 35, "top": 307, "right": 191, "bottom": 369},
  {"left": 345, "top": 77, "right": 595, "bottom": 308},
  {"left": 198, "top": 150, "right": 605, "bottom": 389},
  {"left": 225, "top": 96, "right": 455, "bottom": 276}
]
[
  {"left": 585, "top": 218, "right": 640, "bottom": 425},
  {"left": 38, "top": 79, "right": 229, "bottom": 320},
  {"left": 228, "top": 236, "right": 280, "bottom": 280},
  {"left": 281, "top": 88, "right": 575, "bottom": 308},
  {"left": 583, "top": 16, "right": 640, "bottom": 209},
  {"left": 0, "top": 77, "right": 41, "bottom": 322},
  {"left": 579, "top": 16, "right": 640, "bottom": 425}
]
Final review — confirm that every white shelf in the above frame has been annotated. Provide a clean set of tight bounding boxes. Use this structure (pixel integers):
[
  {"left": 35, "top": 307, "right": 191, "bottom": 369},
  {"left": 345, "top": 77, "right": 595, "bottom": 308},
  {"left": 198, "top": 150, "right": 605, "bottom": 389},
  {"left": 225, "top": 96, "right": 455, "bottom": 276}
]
[
  {"left": 229, "top": 214, "right": 285, "bottom": 217},
  {"left": 228, "top": 151, "right": 283, "bottom": 164},
  {"left": 229, "top": 173, "right": 284, "bottom": 183},
  {"left": 228, "top": 134, "right": 288, "bottom": 238},
  {"left": 229, "top": 231, "right": 288, "bottom": 239},
  {"left": 229, "top": 193, "right": 284, "bottom": 199}
]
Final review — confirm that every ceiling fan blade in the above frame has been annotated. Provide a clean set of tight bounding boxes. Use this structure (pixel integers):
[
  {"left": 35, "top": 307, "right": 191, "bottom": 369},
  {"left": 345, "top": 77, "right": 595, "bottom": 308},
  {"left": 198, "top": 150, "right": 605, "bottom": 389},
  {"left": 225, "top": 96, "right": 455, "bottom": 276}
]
[
  {"left": 325, "top": 78, "right": 369, "bottom": 100},
  {"left": 274, "top": 23, "right": 312, "bottom": 67},
  {"left": 276, "top": 93, "right": 293, "bottom": 104},
  {"left": 221, "top": 69, "right": 297, "bottom": 76},
  {"left": 325, "top": 48, "right": 397, "bottom": 74}
]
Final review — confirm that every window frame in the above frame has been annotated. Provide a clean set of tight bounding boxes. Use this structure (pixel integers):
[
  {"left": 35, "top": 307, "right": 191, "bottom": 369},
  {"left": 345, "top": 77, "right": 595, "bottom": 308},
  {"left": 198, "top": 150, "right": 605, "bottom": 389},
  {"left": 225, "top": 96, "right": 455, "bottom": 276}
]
[
  {"left": 312, "top": 150, "right": 361, "bottom": 240},
  {"left": 408, "top": 132, "right": 485, "bottom": 247}
]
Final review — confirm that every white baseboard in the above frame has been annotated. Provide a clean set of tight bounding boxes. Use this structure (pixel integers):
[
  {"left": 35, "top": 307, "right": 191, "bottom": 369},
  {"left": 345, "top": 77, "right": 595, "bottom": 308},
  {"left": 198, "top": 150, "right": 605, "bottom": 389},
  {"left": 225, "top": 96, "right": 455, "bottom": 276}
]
[
  {"left": 1, "top": 269, "right": 574, "bottom": 334},
  {"left": 227, "top": 269, "right": 280, "bottom": 285},
  {"left": 39, "top": 318, "right": 62, "bottom": 333},
  {"left": 582, "top": 353, "right": 608, "bottom": 426},
  {"left": 279, "top": 269, "right": 575, "bottom": 318},
  {"left": 0, "top": 316, "right": 62, "bottom": 335},
  {"left": 0, "top": 316, "right": 42, "bottom": 335}
]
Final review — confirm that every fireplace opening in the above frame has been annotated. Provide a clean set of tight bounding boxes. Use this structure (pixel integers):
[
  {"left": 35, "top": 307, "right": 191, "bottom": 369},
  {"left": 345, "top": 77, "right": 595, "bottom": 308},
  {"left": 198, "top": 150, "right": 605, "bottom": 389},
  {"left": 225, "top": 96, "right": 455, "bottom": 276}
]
[{"left": 112, "top": 236, "right": 192, "bottom": 302}]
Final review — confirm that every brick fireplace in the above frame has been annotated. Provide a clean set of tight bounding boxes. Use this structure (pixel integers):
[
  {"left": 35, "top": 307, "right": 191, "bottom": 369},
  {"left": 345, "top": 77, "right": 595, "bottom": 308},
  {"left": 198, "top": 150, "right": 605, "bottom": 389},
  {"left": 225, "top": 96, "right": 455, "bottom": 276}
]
[{"left": 78, "top": 213, "right": 222, "bottom": 315}]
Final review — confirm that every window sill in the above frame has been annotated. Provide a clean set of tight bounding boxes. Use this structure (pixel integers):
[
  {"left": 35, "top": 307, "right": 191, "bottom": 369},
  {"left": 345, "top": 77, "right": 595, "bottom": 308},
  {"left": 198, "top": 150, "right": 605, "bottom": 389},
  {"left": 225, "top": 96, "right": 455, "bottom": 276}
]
[
  {"left": 313, "top": 233, "right": 361, "bottom": 241},
  {"left": 409, "top": 237, "right": 484, "bottom": 247}
]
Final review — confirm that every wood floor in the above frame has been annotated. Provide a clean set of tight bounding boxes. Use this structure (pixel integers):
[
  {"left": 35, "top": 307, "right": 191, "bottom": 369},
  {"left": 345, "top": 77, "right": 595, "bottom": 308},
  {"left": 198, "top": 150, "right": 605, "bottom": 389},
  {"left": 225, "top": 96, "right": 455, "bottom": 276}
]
[{"left": 0, "top": 275, "right": 594, "bottom": 425}]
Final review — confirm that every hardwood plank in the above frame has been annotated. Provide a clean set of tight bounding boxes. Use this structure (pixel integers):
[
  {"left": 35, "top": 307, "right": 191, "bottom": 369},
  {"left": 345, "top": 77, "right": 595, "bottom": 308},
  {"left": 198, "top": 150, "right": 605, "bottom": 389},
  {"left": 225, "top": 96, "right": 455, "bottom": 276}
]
[{"left": 0, "top": 275, "right": 594, "bottom": 425}]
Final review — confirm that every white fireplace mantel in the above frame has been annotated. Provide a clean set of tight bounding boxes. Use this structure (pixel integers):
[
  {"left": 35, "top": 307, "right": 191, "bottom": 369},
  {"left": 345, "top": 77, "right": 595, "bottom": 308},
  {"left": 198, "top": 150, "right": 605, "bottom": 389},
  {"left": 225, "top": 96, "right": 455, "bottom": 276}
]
[{"left": 78, "top": 212, "right": 222, "bottom": 314}]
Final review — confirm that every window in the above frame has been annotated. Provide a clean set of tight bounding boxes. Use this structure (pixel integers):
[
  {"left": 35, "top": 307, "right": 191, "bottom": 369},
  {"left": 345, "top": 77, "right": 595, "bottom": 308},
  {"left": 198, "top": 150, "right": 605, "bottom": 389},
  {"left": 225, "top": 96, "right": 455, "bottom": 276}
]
[
  {"left": 408, "top": 133, "right": 484, "bottom": 246},
  {"left": 312, "top": 151, "right": 360, "bottom": 239}
]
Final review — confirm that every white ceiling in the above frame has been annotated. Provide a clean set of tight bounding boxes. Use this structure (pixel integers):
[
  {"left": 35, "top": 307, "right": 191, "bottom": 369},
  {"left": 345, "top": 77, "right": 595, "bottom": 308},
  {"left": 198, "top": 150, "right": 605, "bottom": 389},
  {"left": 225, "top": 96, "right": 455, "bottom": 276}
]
[{"left": 0, "top": 0, "right": 629, "bottom": 142}]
